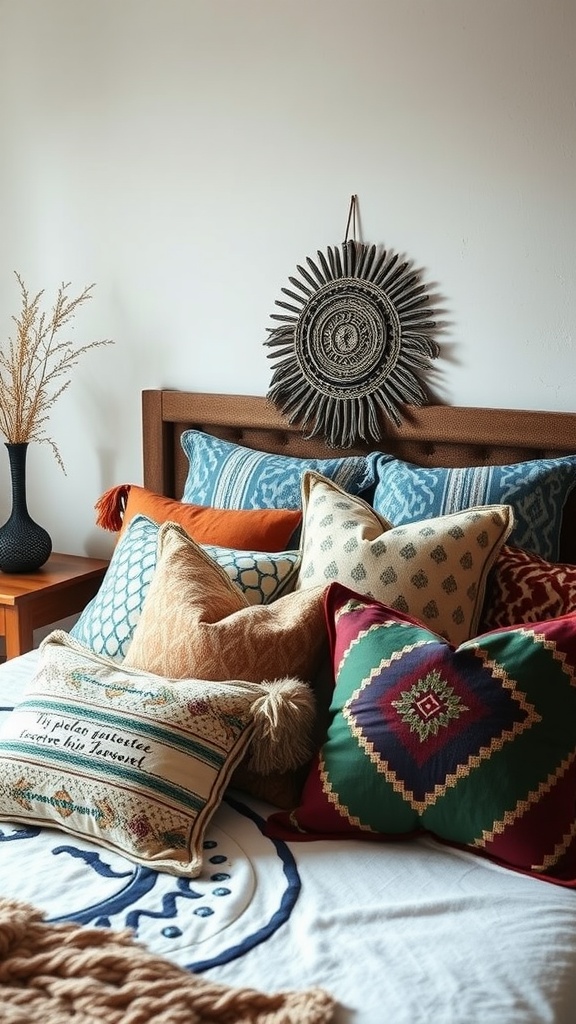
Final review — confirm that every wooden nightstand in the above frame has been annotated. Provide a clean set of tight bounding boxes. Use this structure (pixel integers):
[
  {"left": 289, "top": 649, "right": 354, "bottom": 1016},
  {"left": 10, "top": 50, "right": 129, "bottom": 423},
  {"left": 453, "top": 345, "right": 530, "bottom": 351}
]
[{"left": 0, "top": 552, "right": 109, "bottom": 660}]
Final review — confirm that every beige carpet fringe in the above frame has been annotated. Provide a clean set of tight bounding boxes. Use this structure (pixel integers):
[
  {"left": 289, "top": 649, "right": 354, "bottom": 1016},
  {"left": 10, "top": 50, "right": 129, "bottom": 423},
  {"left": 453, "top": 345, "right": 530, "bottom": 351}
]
[{"left": 0, "top": 898, "right": 335, "bottom": 1023}]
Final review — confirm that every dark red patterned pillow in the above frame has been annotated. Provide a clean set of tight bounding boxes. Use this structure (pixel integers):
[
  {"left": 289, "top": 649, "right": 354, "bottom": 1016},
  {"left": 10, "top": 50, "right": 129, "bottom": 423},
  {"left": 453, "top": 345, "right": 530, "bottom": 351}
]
[
  {"left": 266, "top": 582, "right": 576, "bottom": 887},
  {"left": 480, "top": 544, "right": 576, "bottom": 632}
]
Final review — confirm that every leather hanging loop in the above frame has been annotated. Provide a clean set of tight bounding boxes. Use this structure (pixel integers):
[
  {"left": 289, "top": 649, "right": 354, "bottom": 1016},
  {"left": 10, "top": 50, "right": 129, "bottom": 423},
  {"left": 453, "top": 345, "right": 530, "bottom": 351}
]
[{"left": 343, "top": 194, "right": 358, "bottom": 244}]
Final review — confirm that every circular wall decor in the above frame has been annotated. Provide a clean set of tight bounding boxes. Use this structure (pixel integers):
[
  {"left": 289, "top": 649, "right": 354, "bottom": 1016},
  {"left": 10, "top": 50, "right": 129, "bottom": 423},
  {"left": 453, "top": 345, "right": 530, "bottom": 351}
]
[{"left": 264, "top": 236, "right": 439, "bottom": 448}]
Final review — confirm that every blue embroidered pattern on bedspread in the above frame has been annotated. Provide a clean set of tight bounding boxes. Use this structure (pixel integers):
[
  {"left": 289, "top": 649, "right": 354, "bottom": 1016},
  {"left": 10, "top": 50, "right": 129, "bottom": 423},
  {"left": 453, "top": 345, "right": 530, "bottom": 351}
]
[{"left": 0, "top": 795, "right": 299, "bottom": 973}]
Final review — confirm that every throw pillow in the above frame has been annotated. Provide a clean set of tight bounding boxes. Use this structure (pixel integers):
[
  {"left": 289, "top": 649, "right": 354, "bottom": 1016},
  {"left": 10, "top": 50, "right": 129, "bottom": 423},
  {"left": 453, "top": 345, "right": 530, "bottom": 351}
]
[
  {"left": 0, "top": 632, "right": 314, "bottom": 877},
  {"left": 479, "top": 544, "right": 576, "bottom": 633},
  {"left": 266, "top": 582, "right": 576, "bottom": 887},
  {"left": 202, "top": 543, "right": 299, "bottom": 604},
  {"left": 124, "top": 521, "right": 329, "bottom": 685},
  {"left": 295, "top": 471, "right": 513, "bottom": 646},
  {"left": 180, "top": 429, "right": 377, "bottom": 509},
  {"left": 94, "top": 483, "right": 301, "bottom": 551},
  {"left": 71, "top": 515, "right": 300, "bottom": 661},
  {"left": 372, "top": 454, "right": 576, "bottom": 561},
  {"left": 71, "top": 514, "right": 158, "bottom": 661}
]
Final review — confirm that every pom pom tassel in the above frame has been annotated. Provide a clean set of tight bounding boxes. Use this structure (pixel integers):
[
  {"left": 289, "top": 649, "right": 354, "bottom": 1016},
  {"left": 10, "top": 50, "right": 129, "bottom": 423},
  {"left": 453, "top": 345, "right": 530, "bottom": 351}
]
[
  {"left": 94, "top": 484, "right": 131, "bottom": 531},
  {"left": 247, "top": 677, "right": 316, "bottom": 775}
]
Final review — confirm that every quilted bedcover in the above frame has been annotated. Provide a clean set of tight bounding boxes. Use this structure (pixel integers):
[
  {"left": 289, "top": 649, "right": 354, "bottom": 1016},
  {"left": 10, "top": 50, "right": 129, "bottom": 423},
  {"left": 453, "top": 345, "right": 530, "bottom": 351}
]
[{"left": 1, "top": 650, "right": 576, "bottom": 1024}]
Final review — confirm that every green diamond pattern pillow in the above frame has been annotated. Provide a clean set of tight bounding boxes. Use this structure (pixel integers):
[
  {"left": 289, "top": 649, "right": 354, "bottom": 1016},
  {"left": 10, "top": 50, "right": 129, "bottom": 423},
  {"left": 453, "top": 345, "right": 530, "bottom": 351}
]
[
  {"left": 71, "top": 515, "right": 300, "bottom": 660},
  {"left": 295, "top": 471, "right": 513, "bottom": 645},
  {"left": 266, "top": 583, "right": 576, "bottom": 887},
  {"left": 0, "top": 631, "right": 313, "bottom": 877}
]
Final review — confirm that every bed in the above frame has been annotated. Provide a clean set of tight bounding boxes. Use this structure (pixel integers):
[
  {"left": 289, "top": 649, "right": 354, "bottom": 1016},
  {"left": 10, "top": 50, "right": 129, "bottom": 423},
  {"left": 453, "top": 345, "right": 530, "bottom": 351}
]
[{"left": 2, "top": 387, "right": 576, "bottom": 1023}]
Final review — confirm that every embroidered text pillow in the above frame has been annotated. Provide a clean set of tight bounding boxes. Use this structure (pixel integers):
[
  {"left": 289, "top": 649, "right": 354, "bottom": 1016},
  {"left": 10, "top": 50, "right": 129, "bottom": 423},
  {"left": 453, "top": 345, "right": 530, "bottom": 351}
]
[{"left": 0, "top": 632, "right": 312, "bottom": 877}]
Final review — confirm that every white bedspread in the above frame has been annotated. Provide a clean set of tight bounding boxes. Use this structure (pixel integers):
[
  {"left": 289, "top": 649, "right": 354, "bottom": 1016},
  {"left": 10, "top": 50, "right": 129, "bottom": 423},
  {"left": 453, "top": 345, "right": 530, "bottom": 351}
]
[{"left": 1, "top": 650, "right": 575, "bottom": 1023}]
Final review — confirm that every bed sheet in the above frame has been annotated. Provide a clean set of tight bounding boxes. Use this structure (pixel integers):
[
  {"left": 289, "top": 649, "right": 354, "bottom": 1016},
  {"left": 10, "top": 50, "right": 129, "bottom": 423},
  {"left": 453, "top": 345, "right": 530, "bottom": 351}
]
[{"left": 1, "top": 650, "right": 576, "bottom": 1024}]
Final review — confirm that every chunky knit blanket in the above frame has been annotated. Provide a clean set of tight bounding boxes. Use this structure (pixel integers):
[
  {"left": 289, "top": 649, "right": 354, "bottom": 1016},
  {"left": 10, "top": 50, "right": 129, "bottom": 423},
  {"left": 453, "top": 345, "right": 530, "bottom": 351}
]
[{"left": 0, "top": 898, "right": 334, "bottom": 1023}]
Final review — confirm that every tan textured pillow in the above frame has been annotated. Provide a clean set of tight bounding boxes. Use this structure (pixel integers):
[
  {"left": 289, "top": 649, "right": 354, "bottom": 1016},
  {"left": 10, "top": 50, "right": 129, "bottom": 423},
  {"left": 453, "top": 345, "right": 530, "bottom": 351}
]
[
  {"left": 124, "top": 522, "right": 328, "bottom": 684},
  {"left": 295, "top": 471, "right": 514, "bottom": 646}
]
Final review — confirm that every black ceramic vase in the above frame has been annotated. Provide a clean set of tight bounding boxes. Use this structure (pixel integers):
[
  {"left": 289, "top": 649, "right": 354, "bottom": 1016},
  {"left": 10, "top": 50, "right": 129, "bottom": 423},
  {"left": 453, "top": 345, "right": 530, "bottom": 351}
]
[{"left": 0, "top": 442, "right": 52, "bottom": 574}]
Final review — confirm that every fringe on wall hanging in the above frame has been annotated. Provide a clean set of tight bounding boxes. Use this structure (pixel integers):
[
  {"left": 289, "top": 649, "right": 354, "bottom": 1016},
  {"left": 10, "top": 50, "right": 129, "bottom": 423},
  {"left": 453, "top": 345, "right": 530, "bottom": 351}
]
[{"left": 264, "top": 195, "right": 440, "bottom": 448}]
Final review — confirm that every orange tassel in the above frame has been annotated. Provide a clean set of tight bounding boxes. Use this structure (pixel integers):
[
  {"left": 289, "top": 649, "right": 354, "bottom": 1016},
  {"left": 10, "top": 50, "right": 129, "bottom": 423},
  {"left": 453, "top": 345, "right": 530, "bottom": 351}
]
[{"left": 94, "top": 484, "right": 131, "bottom": 531}]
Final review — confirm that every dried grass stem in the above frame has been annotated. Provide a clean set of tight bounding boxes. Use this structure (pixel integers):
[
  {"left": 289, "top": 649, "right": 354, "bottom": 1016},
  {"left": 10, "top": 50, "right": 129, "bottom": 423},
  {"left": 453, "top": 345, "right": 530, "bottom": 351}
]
[{"left": 0, "top": 272, "right": 112, "bottom": 472}]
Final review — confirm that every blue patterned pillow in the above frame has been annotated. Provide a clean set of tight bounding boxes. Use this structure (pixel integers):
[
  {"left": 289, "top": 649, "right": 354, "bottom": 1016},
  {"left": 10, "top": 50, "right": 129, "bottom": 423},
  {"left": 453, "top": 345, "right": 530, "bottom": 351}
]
[
  {"left": 180, "top": 429, "right": 377, "bottom": 509},
  {"left": 71, "top": 515, "right": 157, "bottom": 660},
  {"left": 71, "top": 515, "right": 300, "bottom": 660},
  {"left": 202, "top": 543, "right": 299, "bottom": 603},
  {"left": 373, "top": 456, "right": 576, "bottom": 561}
]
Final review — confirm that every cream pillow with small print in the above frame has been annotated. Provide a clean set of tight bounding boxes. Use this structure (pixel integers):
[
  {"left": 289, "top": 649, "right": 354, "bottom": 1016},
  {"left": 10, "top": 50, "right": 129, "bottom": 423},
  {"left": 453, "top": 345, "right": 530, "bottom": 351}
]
[{"left": 295, "top": 471, "right": 514, "bottom": 646}]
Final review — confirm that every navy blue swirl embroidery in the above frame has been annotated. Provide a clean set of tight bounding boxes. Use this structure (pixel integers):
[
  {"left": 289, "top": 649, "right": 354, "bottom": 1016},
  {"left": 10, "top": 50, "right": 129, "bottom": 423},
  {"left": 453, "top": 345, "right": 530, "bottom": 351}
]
[
  {"left": 125, "top": 877, "right": 205, "bottom": 932},
  {"left": 1, "top": 798, "right": 300, "bottom": 970},
  {"left": 0, "top": 825, "right": 42, "bottom": 841},
  {"left": 52, "top": 845, "right": 133, "bottom": 878},
  {"left": 188, "top": 796, "right": 300, "bottom": 973},
  {"left": 47, "top": 848, "right": 158, "bottom": 925}
]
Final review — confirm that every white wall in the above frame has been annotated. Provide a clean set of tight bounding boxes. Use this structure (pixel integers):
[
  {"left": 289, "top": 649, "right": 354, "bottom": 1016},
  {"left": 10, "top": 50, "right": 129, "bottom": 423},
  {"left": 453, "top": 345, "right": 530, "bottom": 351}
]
[{"left": 0, "top": 0, "right": 574, "bottom": 559}]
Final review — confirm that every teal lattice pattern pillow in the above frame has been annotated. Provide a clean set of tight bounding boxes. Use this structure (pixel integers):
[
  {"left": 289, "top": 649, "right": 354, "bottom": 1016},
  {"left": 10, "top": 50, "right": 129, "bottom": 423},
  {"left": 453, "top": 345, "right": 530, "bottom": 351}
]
[
  {"left": 373, "top": 455, "right": 576, "bottom": 561},
  {"left": 71, "top": 514, "right": 157, "bottom": 660},
  {"left": 266, "top": 583, "right": 576, "bottom": 887},
  {"left": 181, "top": 429, "right": 378, "bottom": 509},
  {"left": 71, "top": 515, "right": 300, "bottom": 660},
  {"left": 202, "top": 543, "right": 299, "bottom": 603}
]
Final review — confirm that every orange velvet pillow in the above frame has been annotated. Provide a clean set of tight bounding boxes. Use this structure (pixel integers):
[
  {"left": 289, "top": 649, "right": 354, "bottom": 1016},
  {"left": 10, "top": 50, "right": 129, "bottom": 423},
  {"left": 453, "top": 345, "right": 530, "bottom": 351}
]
[{"left": 95, "top": 484, "right": 301, "bottom": 552}]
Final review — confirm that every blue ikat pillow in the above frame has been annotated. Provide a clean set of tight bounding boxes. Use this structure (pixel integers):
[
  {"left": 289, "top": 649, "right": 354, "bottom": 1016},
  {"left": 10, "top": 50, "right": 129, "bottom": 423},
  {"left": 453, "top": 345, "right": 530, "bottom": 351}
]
[
  {"left": 180, "top": 430, "right": 378, "bottom": 509},
  {"left": 373, "top": 455, "right": 576, "bottom": 561}
]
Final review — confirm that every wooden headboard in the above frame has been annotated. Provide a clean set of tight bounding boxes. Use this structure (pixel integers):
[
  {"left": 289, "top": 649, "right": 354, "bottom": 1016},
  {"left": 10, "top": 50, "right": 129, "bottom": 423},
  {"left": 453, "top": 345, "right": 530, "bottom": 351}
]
[{"left": 141, "top": 389, "right": 576, "bottom": 563}]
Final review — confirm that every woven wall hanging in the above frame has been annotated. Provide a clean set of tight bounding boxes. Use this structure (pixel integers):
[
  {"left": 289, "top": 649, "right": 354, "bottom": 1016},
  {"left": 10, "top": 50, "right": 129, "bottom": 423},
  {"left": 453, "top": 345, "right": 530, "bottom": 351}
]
[{"left": 264, "top": 196, "right": 439, "bottom": 448}]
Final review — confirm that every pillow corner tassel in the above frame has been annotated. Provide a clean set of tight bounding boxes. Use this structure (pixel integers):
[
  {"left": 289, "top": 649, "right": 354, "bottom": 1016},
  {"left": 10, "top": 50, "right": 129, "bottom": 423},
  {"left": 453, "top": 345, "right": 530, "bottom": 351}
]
[{"left": 94, "top": 484, "right": 131, "bottom": 531}]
